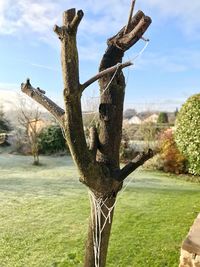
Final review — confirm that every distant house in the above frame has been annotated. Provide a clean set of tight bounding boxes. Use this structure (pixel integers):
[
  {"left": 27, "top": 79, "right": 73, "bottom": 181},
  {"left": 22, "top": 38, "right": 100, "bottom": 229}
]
[
  {"left": 143, "top": 114, "right": 158, "bottom": 124},
  {"left": 128, "top": 116, "right": 142, "bottom": 125},
  {"left": 123, "top": 119, "right": 129, "bottom": 125}
]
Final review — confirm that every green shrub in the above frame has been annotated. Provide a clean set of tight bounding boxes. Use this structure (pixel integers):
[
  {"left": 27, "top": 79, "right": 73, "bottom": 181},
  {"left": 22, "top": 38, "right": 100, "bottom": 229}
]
[
  {"left": 159, "top": 129, "right": 186, "bottom": 174},
  {"left": 175, "top": 94, "right": 200, "bottom": 175},
  {"left": 157, "top": 112, "right": 169, "bottom": 124},
  {"left": 39, "top": 125, "right": 68, "bottom": 154}
]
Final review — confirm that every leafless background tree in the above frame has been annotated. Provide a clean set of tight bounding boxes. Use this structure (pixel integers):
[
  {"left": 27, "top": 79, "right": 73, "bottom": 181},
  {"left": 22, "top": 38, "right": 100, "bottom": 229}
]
[{"left": 17, "top": 97, "right": 43, "bottom": 165}]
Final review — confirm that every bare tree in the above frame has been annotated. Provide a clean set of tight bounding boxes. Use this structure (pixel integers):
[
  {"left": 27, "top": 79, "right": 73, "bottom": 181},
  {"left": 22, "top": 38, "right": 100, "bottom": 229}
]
[
  {"left": 17, "top": 97, "right": 43, "bottom": 165},
  {"left": 21, "top": 2, "right": 152, "bottom": 266}
]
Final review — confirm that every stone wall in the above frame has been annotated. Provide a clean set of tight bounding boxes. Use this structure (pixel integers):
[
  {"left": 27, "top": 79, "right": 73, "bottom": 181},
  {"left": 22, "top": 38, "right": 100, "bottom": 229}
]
[{"left": 179, "top": 214, "right": 200, "bottom": 267}]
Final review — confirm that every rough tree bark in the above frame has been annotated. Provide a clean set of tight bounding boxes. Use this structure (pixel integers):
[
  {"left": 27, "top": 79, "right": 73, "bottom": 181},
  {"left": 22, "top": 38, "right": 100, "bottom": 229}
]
[{"left": 21, "top": 3, "right": 152, "bottom": 267}]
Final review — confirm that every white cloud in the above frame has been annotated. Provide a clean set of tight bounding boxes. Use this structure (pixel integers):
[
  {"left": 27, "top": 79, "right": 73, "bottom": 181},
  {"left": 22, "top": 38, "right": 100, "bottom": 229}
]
[
  {"left": 1, "top": 0, "right": 200, "bottom": 70},
  {"left": 140, "top": 0, "right": 200, "bottom": 37},
  {"left": 0, "top": 0, "right": 60, "bottom": 37},
  {"left": 0, "top": 0, "right": 128, "bottom": 59},
  {"left": 1, "top": 0, "right": 200, "bottom": 39},
  {"left": 132, "top": 49, "right": 200, "bottom": 73},
  {"left": 30, "top": 63, "right": 59, "bottom": 72},
  {"left": 0, "top": 82, "right": 19, "bottom": 90},
  {"left": 0, "top": 86, "right": 20, "bottom": 111},
  {"left": 0, "top": 82, "right": 64, "bottom": 112},
  {"left": 0, "top": 87, "right": 47, "bottom": 112}
]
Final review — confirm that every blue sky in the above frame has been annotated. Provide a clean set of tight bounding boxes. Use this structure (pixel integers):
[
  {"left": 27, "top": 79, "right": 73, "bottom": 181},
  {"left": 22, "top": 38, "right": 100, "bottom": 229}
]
[{"left": 0, "top": 0, "right": 200, "bottom": 112}]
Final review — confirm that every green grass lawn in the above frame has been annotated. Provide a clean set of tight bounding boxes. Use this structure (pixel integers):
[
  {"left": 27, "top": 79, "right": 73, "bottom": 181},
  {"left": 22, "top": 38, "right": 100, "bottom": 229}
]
[{"left": 0, "top": 154, "right": 200, "bottom": 267}]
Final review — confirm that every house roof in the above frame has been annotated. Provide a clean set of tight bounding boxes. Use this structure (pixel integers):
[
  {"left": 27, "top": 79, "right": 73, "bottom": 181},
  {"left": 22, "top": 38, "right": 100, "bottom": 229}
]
[{"left": 143, "top": 114, "right": 158, "bottom": 123}]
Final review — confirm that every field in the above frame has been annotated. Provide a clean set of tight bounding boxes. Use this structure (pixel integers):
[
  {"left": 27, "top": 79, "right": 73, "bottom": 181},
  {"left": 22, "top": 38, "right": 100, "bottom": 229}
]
[{"left": 0, "top": 154, "right": 200, "bottom": 267}]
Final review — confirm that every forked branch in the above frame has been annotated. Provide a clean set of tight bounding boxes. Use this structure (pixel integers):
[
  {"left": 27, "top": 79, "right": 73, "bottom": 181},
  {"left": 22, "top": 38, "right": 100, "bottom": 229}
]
[
  {"left": 21, "top": 79, "right": 65, "bottom": 125},
  {"left": 70, "top": 10, "right": 84, "bottom": 31},
  {"left": 54, "top": 9, "right": 84, "bottom": 40},
  {"left": 116, "top": 149, "right": 154, "bottom": 181},
  {"left": 108, "top": 10, "right": 151, "bottom": 51}
]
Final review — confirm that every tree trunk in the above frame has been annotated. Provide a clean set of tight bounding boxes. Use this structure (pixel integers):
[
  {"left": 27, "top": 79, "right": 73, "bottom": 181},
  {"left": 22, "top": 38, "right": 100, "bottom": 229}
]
[
  {"left": 82, "top": 42, "right": 126, "bottom": 267},
  {"left": 21, "top": 5, "right": 152, "bottom": 267},
  {"left": 84, "top": 196, "right": 116, "bottom": 267}
]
